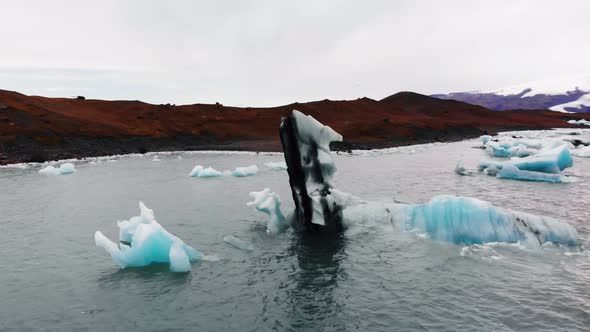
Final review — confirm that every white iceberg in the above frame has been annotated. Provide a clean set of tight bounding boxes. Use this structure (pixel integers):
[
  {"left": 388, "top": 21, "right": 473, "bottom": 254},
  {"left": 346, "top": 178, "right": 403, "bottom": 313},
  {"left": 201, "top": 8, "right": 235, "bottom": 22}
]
[
  {"left": 265, "top": 161, "right": 288, "bottom": 170},
  {"left": 231, "top": 165, "right": 258, "bottom": 177},
  {"left": 94, "top": 202, "right": 204, "bottom": 272},
  {"left": 246, "top": 188, "right": 290, "bottom": 234},
  {"left": 39, "top": 163, "right": 76, "bottom": 175},
  {"left": 573, "top": 146, "right": 590, "bottom": 158},
  {"left": 188, "top": 165, "right": 222, "bottom": 178}
]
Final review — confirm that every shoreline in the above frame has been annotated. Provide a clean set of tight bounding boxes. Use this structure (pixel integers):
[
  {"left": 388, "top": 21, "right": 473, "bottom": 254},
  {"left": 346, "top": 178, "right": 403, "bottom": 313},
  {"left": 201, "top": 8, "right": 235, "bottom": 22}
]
[
  {"left": 0, "top": 131, "right": 482, "bottom": 166},
  {"left": 2, "top": 127, "right": 586, "bottom": 167}
]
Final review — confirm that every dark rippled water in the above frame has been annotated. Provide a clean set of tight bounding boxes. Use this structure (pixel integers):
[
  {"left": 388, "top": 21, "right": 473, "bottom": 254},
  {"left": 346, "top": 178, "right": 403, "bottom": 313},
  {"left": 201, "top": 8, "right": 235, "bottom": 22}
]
[{"left": 1, "top": 132, "right": 589, "bottom": 331}]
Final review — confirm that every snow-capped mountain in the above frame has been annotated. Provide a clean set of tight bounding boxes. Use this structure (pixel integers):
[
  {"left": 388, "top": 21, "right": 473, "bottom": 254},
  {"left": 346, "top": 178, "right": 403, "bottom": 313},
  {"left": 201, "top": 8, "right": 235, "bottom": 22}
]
[{"left": 432, "top": 76, "right": 590, "bottom": 113}]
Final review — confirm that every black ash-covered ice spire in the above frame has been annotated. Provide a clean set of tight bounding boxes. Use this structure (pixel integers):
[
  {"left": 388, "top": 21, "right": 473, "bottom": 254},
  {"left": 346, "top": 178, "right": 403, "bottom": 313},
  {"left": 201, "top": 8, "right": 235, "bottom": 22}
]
[{"left": 279, "top": 110, "right": 344, "bottom": 232}]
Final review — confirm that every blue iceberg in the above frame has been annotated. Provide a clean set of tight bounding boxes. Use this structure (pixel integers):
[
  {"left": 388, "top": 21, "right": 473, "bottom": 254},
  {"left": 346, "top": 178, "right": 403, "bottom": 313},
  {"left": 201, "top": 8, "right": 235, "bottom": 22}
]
[
  {"left": 510, "top": 145, "right": 573, "bottom": 173},
  {"left": 94, "top": 202, "right": 205, "bottom": 272},
  {"left": 188, "top": 165, "right": 222, "bottom": 178},
  {"left": 343, "top": 196, "right": 579, "bottom": 247},
  {"left": 497, "top": 164, "right": 570, "bottom": 183},
  {"left": 479, "top": 145, "right": 574, "bottom": 183}
]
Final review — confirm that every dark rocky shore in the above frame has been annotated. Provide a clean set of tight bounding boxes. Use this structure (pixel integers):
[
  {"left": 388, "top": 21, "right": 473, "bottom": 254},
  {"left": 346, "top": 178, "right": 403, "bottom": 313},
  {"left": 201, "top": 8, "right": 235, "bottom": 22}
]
[{"left": 1, "top": 89, "right": 587, "bottom": 165}]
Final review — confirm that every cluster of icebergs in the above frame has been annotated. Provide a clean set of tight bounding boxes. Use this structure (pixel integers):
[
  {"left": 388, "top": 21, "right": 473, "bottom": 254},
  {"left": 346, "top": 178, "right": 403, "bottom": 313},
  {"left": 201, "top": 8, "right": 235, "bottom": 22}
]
[{"left": 472, "top": 130, "right": 590, "bottom": 183}]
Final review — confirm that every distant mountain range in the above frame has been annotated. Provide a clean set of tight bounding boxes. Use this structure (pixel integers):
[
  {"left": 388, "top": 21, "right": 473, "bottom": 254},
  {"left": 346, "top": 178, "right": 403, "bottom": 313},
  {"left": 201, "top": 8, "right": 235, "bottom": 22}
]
[{"left": 432, "top": 76, "right": 590, "bottom": 113}]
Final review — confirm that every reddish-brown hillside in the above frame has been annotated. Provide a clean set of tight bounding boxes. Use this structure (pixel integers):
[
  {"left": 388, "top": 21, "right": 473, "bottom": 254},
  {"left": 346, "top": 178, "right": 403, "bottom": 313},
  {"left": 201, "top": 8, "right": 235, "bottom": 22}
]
[{"left": 0, "top": 89, "right": 586, "bottom": 164}]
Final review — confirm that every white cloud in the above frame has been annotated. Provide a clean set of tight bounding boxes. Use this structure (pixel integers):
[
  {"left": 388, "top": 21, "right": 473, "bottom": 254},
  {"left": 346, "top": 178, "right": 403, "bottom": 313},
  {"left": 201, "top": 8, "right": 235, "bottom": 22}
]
[{"left": 1, "top": 0, "right": 589, "bottom": 106}]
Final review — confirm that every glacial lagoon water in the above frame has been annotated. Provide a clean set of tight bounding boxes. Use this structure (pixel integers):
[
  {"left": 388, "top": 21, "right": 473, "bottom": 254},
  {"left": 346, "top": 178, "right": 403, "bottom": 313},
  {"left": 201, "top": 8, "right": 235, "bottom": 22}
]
[{"left": 1, "top": 133, "right": 589, "bottom": 331}]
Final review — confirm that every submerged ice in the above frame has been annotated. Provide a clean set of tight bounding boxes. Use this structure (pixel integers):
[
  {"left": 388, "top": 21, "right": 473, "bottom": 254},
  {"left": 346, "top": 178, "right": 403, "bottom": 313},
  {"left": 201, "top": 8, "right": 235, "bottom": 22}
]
[{"left": 94, "top": 202, "right": 204, "bottom": 272}]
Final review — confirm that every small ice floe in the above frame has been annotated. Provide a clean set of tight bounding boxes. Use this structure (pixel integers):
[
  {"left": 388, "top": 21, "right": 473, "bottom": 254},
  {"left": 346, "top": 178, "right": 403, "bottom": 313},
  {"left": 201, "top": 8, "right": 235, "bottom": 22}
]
[
  {"left": 480, "top": 135, "right": 492, "bottom": 145},
  {"left": 454, "top": 161, "right": 473, "bottom": 176},
  {"left": 188, "top": 165, "right": 222, "bottom": 178},
  {"left": 265, "top": 161, "right": 288, "bottom": 170},
  {"left": 572, "top": 146, "right": 590, "bottom": 158},
  {"left": 39, "top": 163, "right": 76, "bottom": 175},
  {"left": 247, "top": 188, "right": 289, "bottom": 234},
  {"left": 223, "top": 235, "right": 254, "bottom": 251},
  {"left": 152, "top": 155, "right": 160, "bottom": 162},
  {"left": 231, "top": 165, "right": 258, "bottom": 177},
  {"left": 0, "top": 163, "right": 29, "bottom": 169},
  {"left": 94, "top": 202, "right": 207, "bottom": 272}
]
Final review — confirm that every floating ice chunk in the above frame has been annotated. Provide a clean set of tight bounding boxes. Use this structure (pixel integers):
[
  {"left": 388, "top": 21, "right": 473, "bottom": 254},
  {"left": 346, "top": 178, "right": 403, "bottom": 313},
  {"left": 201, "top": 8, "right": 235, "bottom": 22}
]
[
  {"left": 94, "top": 202, "right": 203, "bottom": 272},
  {"left": 481, "top": 135, "right": 492, "bottom": 145},
  {"left": 510, "top": 145, "right": 573, "bottom": 173},
  {"left": 483, "top": 165, "right": 500, "bottom": 176},
  {"left": 485, "top": 141, "right": 539, "bottom": 158},
  {"left": 247, "top": 188, "right": 290, "bottom": 234},
  {"left": 39, "top": 163, "right": 76, "bottom": 175},
  {"left": 223, "top": 235, "right": 254, "bottom": 251},
  {"left": 479, "top": 145, "right": 573, "bottom": 178},
  {"left": 152, "top": 156, "right": 160, "bottom": 162},
  {"left": 343, "top": 195, "right": 579, "bottom": 247},
  {"left": 497, "top": 164, "right": 571, "bottom": 183},
  {"left": 454, "top": 161, "right": 473, "bottom": 176},
  {"left": 188, "top": 165, "right": 204, "bottom": 177},
  {"left": 231, "top": 165, "right": 258, "bottom": 177},
  {"left": 169, "top": 242, "right": 191, "bottom": 272},
  {"left": 198, "top": 167, "right": 222, "bottom": 177},
  {"left": 1, "top": 163, "right": 29, "bottom": 169},
  {"left": 573, "top": 146, "right": 590, "bottom": 158},
  {"left": 265, "top": 161, "right": 288, "bottom": 170},
  {"left": 189, "top": 165, "right": 222, "bottom": 178}
]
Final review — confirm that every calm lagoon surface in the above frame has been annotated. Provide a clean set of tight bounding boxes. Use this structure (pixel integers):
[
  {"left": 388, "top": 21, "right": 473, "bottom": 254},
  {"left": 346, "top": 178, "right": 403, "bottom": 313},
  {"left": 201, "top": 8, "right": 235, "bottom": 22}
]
[{"left": 1, "top": 132, "right": 589, "bottom": 331}]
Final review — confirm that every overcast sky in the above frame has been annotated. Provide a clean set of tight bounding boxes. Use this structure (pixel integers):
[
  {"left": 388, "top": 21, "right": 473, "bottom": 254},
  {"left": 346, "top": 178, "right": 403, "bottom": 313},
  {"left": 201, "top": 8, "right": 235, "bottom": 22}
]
[{"left": 1, "top": 0, "right": 589, "bottom": 106}]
